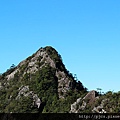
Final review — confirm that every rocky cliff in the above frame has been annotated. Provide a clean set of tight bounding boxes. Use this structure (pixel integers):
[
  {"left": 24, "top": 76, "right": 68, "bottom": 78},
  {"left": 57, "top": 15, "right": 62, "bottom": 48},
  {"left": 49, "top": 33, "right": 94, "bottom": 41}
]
[
  {"left": 0, "top": 46, "right": 86, "bottom": 113},
  {"left": 0, "top": 46, "right": 120, "bottom": 113}
]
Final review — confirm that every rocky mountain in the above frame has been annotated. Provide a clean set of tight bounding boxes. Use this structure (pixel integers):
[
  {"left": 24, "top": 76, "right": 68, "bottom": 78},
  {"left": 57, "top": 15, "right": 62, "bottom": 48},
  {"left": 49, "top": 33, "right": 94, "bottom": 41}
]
[
  {"left": 0, "top": 46, "right": 120, "bottom": 113},
  {"left": 0, "top": 46, "right": 86, "bottom": 113}
]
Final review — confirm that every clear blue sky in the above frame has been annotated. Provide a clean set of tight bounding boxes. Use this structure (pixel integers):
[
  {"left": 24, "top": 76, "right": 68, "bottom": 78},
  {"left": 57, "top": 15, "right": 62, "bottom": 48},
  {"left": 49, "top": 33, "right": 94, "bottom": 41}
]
[{"left": 0, "top": 0, "right": 120, "bottom": 93}]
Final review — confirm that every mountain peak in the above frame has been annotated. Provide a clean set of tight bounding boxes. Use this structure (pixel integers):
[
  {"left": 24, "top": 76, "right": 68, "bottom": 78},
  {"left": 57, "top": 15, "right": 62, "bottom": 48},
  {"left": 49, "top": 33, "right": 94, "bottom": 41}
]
[
  {"left": 1, "top": 46, "right": 120, "bottom": 113},
  {"left": 0, "top": 46, "right": 86, "bottom": 113}
]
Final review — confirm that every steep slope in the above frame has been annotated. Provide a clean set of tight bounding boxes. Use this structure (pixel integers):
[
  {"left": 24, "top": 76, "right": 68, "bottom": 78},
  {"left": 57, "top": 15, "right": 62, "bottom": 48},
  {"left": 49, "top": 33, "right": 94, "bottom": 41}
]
[
  {"left": 1, "top": 46, "right": 120, "bottom": 113},
  {"left": 0, "top": 46, "right": 86, "bottom": 113},
  {"left": 70, "top": 90, "right": 120, "bottom": 113}
]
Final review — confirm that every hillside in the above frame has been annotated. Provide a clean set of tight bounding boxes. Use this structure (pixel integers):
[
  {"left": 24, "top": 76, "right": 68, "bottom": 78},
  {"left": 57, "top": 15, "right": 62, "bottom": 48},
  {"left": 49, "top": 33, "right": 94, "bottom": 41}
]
[
  {"left": 0, "top": 46, "right": 87, "bottom": 113},
  {"left": 0, "top": 46, "right": 120, "bottom": 113}
]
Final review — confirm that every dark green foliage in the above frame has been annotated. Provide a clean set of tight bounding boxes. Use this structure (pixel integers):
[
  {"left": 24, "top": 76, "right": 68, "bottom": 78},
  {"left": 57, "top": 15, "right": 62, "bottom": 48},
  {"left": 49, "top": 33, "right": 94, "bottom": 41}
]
[
  {"left": 0, "top": 61, "right": 86, "bottom": 113},
  {"left": 1, "top": 46, "right": 120, "bottom": 113},
  {"left": 45, "top": 46, "right": 66, "bottom": 72},
  {"left": 0, "top": 46, "right": 87, "bottom": 113},
  {"left": 104, "top": 91, "right": 120, "bottom": 112},
  {"left": 1, "top": 65, "right": 16, "bottom": 78},
  {"left": 92, "top": 91, "right": 120, "bottom": 113},
  {"left": 4, "top": 96, "right": 38, "bottom": 113}
]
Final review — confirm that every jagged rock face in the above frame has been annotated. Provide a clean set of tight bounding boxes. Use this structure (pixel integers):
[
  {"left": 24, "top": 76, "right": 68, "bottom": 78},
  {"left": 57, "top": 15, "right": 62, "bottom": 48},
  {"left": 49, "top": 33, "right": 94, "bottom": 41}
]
[
  {"left": 5, "top": 47, "right": 56, "bottom": 80},
  {"left": 70, "top": 90, "right": 112, "bottom": 113},
  {"left": 70, "top": 90, "right": 99, "bottom": 113},
  {"left": 83, "top": 90, "right": 98, "bottom": 104},
  {"left": 92, "top": 99, "right": 108, "bottom": 113},
  {"left": 0, "top": 46, "right": 85, "bottom": 113},
  {"left": 70, "top": 97, "right": 88, "bottom": 113},
  {"left": 16, "top": 86, "right": 41, "bottom": 109},
  {"left": 70, "top": 98, "right": 82, "bottom": 113},
  {"left": 0, "top": 46, "right": 120, "bottom": 113},
  {"left": 6, "top": 69, "right": 18, "bottom": 80},
  {"left": 2, "top": 46, "right": 84, "bottom": 99}
]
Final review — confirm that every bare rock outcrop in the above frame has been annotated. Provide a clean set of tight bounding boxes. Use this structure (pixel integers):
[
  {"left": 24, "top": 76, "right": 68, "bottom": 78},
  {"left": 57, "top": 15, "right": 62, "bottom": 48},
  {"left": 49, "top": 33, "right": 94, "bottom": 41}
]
[
  {"left": 70, "top": 97, "right": 87, "bottom": 113},
  {"left": 56, "top": 71, "right": 73, "bottom": 98},
  {"left": 16, "top": 86, "right": 41, "bottom": 109},
  {"left": 6, "top": 69, "right": 19, "bottom": 80},
  {"left": 92, "top": 99, "right": 108, "bottom": 113},
  {"left": 83, "top": 90, "right": 98, "bottom": 104},
  {"left": 70, "top": 90, "right": 99, "bottom": 113},
  {"left": 3, "top": 47, "right": 83, "bottom": 99}
]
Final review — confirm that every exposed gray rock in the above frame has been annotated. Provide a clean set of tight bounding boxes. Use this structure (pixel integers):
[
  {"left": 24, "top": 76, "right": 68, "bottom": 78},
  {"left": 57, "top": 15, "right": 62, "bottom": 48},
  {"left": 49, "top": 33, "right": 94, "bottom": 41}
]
[
  {"left": 92, "top": 99, "right": 107, "bottom": 113},
  {"left": 6, "top": 69, "right": 19, "bottom": 80},
  {"left": 16, "top": 86, "right": 41, "bottom": 108},
  {"left": 33, "top": 94, "right": 41, "bottom": 108},
  {"left": 20, "top": 48, "right": 56, "bottom": 75},
  {"left": 70, "top": 102, "right": 78, "bottom": 113},
  {"left": 17, "top": 86, "right": 29, "bottom": 99},
  {"left": 80, "top": 101, "right": 86, "bottom": 110},
  {"left": 70, "top": 90, "right": 99, "bottom": 113},
  {"left": 83, "top": 90, "right": 97, "bottom": 100},
  {"left": 0, "top": 82, "right": 3, "bottom": 90},
  {"left": 56, "top": 70, "right": 74, "bottom": 98},
  {"left": 70, "top": 98, "right": 83, "bottom": 113},
  {"left": 76, "top": 98, "right": 81, "bottom": 104},
  {"left": 4, "top": 47, "right": 78, "bottom": 99}
]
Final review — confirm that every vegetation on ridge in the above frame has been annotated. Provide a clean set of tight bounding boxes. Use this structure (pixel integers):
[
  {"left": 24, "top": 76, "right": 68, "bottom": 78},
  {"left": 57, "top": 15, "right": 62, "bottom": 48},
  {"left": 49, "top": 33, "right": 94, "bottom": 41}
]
[
  {"left": 0, "top": 46, "right": 120, "bottom": 113},
  {"left": 0, "top": 46, "right": 86, "bottom": 113}
]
